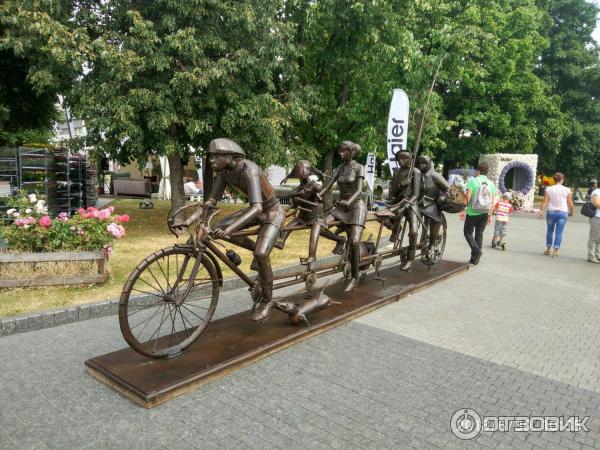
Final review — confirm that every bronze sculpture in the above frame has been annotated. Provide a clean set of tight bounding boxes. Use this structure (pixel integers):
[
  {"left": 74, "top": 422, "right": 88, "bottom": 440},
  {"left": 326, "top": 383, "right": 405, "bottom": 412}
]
[
  {"left": 203, "top": 138, "right": 284, "bottom": 322},
  {"left": 385, "top": 151, "right": 422, "bottom": 272},
  {"left": 417, "top": 155, "right": 450, "bottom": 260},
  {"left": 119, "top": 140, "right": 453, "bottom": 359},
  {"left": 319, "top": 141, "right": 367, "bottom": 291},
  {"left": 276, "top": 160, "right": 346, "bottom": 269}
]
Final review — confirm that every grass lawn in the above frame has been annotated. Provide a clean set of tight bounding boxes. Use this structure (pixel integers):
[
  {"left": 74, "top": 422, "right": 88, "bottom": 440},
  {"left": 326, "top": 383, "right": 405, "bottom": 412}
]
[{"left": 0, "top": 198, "right": 388, "bottom": 317}]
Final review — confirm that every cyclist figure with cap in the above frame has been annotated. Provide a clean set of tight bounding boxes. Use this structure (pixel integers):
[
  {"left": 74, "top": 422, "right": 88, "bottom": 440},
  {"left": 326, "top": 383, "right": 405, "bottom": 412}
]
[{"left": 203, "top": 138, "right": 285, "bottom": 322}]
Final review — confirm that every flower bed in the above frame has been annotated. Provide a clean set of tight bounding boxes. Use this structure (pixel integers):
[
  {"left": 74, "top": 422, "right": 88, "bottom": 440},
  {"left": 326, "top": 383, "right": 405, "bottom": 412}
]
[{"left": 0, "top": 194, "right": 128, "bottom": 287}]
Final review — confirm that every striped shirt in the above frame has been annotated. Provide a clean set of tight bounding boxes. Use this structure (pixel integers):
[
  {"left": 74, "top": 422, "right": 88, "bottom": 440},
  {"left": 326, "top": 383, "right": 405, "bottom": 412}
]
[{"left": 495, "top": 200, "right": 513, "bottom": 222}]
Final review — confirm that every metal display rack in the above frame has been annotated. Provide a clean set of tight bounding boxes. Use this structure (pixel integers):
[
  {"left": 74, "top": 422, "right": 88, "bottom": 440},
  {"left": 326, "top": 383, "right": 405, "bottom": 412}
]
[
  {"left": 18, "top": 147, "right": 56, "bottom": 215},
  {"left": 0, "top": 147, "right": 19, "bottom": 221},
  {"left": 0, "top": 147, "right": 98, "bottom": 219},
  {"left": 54, "top": 149, "right": 97, "bottom": 216}
]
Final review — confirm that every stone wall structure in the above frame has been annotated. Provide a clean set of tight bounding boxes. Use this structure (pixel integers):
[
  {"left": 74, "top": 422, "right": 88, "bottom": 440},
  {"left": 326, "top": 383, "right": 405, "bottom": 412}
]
[{"left": 479, "top": 153, "right": 538, "bottom": 209}]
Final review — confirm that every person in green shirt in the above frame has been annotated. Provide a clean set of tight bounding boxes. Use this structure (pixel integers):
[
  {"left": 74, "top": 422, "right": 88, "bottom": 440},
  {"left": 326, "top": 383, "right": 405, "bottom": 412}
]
[{"left": 461, "top": 162, "right": 497, "bottom": 265}]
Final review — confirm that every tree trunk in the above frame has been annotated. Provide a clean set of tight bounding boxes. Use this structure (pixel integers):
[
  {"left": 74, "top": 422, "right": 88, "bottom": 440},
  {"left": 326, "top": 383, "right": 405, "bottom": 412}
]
[{"left": 168, "top": 154, "right": 186, "bottom": 209}]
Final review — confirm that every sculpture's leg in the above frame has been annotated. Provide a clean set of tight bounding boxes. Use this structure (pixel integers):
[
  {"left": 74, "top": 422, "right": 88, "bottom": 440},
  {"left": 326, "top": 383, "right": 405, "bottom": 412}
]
[
  {"left": 306, "top": 223, "right": 320, "bottom": 266},
  {"left": 250, "top": 224, "right": 279, "bottom": 322},
  {"left": 274, "top": 218, "right": 301, "bottom": 250},
  {"left": 400, "top": 212, "right": 419, "bottom": 272},
  {"left": 344, "top": 225, "right": 364, "bottom": 292}
]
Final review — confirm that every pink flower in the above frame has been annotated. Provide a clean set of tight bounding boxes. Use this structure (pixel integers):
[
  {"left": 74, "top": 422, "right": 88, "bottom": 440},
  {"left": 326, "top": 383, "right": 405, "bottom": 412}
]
[
  {"left": 39, "top": 216, "right": 52, "bottom": 228},
  {"left": 116, "top": 214, "right": 130, "bottom": 223},
  {"left": 77, "top": 208, "right": 87, "bottom": 218},
  {"left": 58, "top": 212, "right": 69, "bottom": 221},
  {"left": 99, "top": 209, "right": 112, "bottom": 220},
  {"left": 108, "top": 206, "right": 114, "bottom": 214},
  {"left": 107, "top": 223, "right": 125, "bottom": 239},
  {"left": 26, "top": 216, "right": 36, "bottom": 225}
]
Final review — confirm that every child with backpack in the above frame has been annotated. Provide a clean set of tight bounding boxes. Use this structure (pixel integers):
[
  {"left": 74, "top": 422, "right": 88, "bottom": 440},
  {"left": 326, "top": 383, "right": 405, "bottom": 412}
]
[
  {"left": 491, "top": 191, "right": 513, "bottom": 250},
  {"left": 460, "top": 162, "right": 497, "bottom": 265}
]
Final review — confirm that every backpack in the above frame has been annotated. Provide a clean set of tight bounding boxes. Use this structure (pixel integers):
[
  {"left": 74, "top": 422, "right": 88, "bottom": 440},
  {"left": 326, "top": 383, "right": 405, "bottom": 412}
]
[{"left": 471, "top": 178, "right": 493, "bottom": 213}]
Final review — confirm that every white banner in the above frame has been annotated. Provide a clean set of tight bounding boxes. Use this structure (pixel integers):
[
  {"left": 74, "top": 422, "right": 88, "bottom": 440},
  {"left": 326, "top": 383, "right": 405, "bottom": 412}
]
[
  {"left": 365, "top": 152, "right": 376, "bottom": 192},
  {"left": 387, "top": 88, "right": 409, "bottom": 174}
]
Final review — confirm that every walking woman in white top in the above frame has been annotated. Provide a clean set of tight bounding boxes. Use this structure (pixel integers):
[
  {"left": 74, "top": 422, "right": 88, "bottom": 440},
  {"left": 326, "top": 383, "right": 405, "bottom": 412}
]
[{"left": 539, "top": 172, "right": 574, "bottom": 257}]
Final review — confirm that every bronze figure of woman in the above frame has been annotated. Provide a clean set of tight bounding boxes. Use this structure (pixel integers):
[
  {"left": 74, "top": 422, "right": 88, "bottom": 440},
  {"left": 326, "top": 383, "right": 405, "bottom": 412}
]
[{"left": 319, "top": 141, "right": 367, "bottom": 291}]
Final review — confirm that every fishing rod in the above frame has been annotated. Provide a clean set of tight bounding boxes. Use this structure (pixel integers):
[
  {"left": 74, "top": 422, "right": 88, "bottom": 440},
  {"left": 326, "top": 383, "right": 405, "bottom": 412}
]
[{"left": 407, "top": 53, "right": 447, "bottom": 179}]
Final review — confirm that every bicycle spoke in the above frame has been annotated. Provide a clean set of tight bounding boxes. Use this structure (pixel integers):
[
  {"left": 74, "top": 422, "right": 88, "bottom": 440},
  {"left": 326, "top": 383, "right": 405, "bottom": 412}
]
[
  {"left": 180, "top": 304, "right": 206, "bottom": 322},
  {"left": 137, "top": 276, "right": 164, "bottom": 296},
  {"left": 155, "top": 258, "right": 170, "bottom": 293},
  {"left": 182, "top": 302, "right": 209, "bottom": 311},
  {"left": 130, "top": 287, "right": 163, "bottom": 298},
  {"left": 150, "top": 305, "right": 170, "bottom": 352},
  {"left": 177, "top": 307, "right": 191, "bottom": 337},
  {"left": 146, "top": 266, "right": 167, "bottom": 296},
  {"left": 168, "top": 304, "right": 177, "bottom": 347},
  {"left": 127, "top": 299, "right": 166, "bottom": 317},
  {"left": 133, "top": 303, "right": 166, "bottom": 341}
]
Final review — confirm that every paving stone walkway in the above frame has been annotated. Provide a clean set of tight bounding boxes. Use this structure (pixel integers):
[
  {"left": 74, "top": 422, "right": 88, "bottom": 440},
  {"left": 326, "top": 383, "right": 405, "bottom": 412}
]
[{"left": 1, "top": 213, "right": 600, "bottom": 449}]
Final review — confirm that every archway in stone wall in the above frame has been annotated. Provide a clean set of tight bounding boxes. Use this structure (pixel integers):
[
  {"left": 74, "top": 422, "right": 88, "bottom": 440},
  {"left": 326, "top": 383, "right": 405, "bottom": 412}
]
[
  {"left": 478, "top": 154, "right": 538, "bottom": 209},
  {"left": 498, "top": 160, "right": 535, "bottom": 194}
]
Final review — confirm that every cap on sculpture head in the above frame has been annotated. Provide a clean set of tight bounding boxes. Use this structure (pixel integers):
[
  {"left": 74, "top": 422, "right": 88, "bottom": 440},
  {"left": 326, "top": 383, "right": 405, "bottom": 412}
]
[
  {"left": 208, "top": 138, "right": 246, "bottom": 157},
  {"left": 395, "top": 150, "right": 413, "bottom": 161}
]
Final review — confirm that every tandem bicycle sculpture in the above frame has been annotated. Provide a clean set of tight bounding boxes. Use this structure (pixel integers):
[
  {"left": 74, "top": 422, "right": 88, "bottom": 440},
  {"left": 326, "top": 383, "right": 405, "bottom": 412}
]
[{"left": 118, "top": 139, "right": 458, "bottom": 359}]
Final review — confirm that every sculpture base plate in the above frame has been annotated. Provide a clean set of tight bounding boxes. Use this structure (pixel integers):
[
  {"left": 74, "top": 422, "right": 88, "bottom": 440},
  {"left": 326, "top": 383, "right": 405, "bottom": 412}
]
[{"left": 85, "top": 260, "right": 468, "bottom": 408}]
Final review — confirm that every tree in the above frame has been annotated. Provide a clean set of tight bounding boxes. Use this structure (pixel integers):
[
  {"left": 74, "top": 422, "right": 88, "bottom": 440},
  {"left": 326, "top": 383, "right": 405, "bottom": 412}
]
[
  {"left": 410, "top": 0, "right": 565, "bottom": 169},
  {"left": 535, "top": 0, "right": 600, "bottom": 184},
  {"left": 281, "top": 0, "right": 436, "bottom": 177},
  {"left": 0, "top": 48, "right": 58, "bottom": 146},
  {"left": 68, "top": 0, "right": 295, "bottom": 207}
]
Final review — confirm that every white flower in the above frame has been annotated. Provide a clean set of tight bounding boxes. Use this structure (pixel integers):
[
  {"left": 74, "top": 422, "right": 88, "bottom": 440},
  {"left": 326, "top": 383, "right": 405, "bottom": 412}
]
[
  {"left": 25, "top": 208, "right": 32, "bottom": 214},
  {"left": 13, "top": 212, "right": 20, "bottom": 218},
  {"left": 36, "top": 199, "right": 45, "bottom": 206},
  {"left": 28, "top": 194, "right": 37, "bottom": 203},
  {"left": 6, "top": 208, "right": 15, "bottom": 215},
  {"left": 34, "top": 204, "right": 47, "bottom": 214}
]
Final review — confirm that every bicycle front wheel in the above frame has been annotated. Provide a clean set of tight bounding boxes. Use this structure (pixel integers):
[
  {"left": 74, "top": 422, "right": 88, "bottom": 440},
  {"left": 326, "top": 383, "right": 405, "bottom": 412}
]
[{"left": 119, "top": 246, "right": 219, "bottom": 358}]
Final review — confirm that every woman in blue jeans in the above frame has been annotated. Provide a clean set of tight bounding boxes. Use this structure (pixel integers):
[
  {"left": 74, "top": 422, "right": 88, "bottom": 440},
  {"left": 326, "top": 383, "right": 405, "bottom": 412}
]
[{"left": 539, "top": 172, "right": 574, "bottom": 257}]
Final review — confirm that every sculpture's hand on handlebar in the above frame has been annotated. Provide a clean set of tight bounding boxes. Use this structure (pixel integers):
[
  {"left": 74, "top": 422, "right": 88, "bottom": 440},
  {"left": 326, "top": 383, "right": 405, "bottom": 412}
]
[{"left": 211, "top": 227, "right": 227, "bottom": 239}]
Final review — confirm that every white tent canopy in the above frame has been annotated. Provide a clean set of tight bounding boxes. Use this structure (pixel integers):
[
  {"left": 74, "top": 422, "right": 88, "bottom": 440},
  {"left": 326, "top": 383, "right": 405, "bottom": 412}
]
[{"left": 158, "top": 156, "right": 171, "bottom": 200}]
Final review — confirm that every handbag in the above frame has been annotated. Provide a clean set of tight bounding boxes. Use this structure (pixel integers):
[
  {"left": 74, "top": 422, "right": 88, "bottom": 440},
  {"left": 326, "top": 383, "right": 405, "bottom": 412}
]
[{"left": 581, "top": 201, "right": 596, "bottom": 218}]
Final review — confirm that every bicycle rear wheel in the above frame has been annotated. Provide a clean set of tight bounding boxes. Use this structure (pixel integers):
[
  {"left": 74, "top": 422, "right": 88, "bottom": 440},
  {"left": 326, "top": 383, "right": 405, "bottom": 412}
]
[
  {"left": 429, "top": 214, "right": 447, "bottom": 264},
  {"left": 119, "top": 246, "right": 219, "bottom": 358}
]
